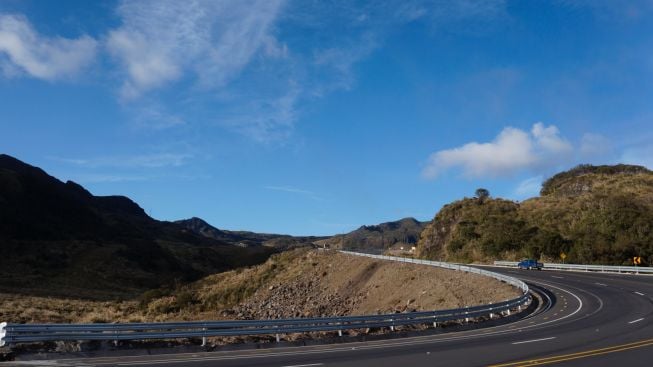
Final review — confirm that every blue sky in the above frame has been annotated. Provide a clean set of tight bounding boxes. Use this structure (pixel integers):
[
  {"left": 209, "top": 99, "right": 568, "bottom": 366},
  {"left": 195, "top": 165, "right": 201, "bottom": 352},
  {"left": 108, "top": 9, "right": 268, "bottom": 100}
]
[{"left": 1, "top": 0, "right": 653, "bottom": 235}]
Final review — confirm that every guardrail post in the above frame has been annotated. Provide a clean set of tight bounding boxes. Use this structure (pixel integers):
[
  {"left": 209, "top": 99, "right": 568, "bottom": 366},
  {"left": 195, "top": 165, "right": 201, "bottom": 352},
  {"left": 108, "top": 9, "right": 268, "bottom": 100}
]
[
  {"left": 0, "top": 322, "right": 6, "bottom": 347},
  {"left": 276, "top": 334, "right": 280, "bottom": 343},
  {"left": 390, "top": 319, "right": 395, "bottom": 331},
  {"left": 465, "top": 311, "right": 469, "bottom": 323},
  {"left": 202, "top": 327, "right": 207, "bottom": 347}
]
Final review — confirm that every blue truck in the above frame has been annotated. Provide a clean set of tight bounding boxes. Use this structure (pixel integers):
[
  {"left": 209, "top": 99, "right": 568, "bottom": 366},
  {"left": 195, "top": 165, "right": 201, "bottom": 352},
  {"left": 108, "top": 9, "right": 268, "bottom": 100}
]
[{"left": 517, "top": 259, "right": 543, "bottom": 270}]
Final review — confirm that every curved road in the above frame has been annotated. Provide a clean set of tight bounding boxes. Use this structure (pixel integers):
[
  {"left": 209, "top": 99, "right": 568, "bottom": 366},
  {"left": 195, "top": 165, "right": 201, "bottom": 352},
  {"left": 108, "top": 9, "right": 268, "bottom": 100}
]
[{"left": 13, "top": 268, "right": 653, "bottom": 367}]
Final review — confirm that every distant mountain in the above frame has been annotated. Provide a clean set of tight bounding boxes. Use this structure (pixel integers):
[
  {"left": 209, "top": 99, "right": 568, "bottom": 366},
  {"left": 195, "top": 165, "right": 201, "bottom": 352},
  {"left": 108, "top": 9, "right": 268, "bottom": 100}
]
[
  {"left": 417, "top": 164, "right": 653, "bottom": 265},
  {"left": 316, "top": 217, "right": 428, "bottom": 253},
  {"left": 175, "top": 217, "right": 327, "bottom": 250},
  {"left": 0, "top": 154, "right": 274, "bottom": 299}
]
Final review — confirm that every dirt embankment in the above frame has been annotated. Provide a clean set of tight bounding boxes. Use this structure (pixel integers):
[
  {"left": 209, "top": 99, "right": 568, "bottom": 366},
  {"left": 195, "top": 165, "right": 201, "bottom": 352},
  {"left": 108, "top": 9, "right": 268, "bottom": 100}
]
[
  {"left": 226, "top": 250, "right": 519, "bottom": 319},
  {"left": 0, "top": 249, "right": 519, "bottom": 324}
]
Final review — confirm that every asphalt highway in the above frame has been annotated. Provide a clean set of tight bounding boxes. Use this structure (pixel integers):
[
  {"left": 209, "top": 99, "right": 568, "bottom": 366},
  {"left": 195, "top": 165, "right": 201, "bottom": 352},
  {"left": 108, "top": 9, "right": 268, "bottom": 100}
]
[{"left": 8, "top": 268, "right": 653, "bottom": 367}]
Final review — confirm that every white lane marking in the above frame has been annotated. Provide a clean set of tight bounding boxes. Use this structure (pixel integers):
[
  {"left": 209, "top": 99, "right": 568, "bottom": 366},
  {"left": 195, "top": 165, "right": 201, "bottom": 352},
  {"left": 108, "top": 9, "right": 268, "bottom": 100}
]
[
  {"left": 64, "top": 280, "right": 592, "bottom": 367},
  {"left": 281, "top": 364, "right": 324, "bottom": 367},
  {"left": 512, "top": 337, "right": 556, "bottom": 345},
  {"left": 105, "top": 283, "right": 590, "bottom": 367},
  {"left": 635, "top": 291, "right": 645, "bottom": 296},
  {"left": 551, "top": 276, "right": 564, "bottom": 279},
  {"left": 594, "top": 283, "right": 607, "bottom": 286},
  {"left": 628, "top": 318, "right": 644, "bottom": 324}
]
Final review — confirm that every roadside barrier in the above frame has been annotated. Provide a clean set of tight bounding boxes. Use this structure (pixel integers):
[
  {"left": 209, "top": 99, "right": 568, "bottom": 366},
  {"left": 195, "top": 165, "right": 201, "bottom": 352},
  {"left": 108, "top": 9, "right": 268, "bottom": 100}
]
[{"left": 0, "top": 252, "right": 530, "bottom": 347}]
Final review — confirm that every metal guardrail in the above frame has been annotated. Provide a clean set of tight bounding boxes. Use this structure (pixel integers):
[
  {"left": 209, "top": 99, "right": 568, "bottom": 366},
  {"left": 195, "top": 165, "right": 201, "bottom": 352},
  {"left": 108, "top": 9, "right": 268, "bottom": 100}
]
[
  {"left": 494, "top": 261, "right": 653, "bottom": 274},
  {"left": 0, "top": 252, "right": 529, "bottom": 347}
]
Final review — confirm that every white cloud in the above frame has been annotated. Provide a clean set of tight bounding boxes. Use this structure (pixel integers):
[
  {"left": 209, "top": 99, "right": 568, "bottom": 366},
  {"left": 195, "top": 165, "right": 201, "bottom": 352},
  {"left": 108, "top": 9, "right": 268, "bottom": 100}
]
[
  {"left": 531, "top": 122, "right": 573, "bottom": 155},
  {"left": 422, "top": 122, "right": 573, "bottom": 179},
  {"left": 0, "top": 14, "right": 97, "bottom": 80},
  {"left": 107, "top": 0, "right": 285, "bottom": 99}
]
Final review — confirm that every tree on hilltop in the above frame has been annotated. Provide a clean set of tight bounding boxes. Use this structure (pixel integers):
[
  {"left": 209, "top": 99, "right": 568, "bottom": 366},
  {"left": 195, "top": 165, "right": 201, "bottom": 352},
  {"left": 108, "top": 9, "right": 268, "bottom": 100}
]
[{"left": 475, "top": 188, "right": 490, "bottom": 203}]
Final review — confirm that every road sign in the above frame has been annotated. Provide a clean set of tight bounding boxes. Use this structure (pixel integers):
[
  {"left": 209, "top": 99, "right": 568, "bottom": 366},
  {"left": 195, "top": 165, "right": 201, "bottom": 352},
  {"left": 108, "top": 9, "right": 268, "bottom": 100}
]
[
  {"left": 560, "top": 252, "right": 567, "bottom": 260},
  {"left": 633, "top": 256, "right": 642, "bottom": 265}
]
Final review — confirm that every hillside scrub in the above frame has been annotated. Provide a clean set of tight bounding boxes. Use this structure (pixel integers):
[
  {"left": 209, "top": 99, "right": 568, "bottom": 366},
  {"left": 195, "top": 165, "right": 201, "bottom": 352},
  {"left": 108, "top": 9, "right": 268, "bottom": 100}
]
[
  {"left": 417, "top": 164, "right": 653, "bottom": 265},
  {"left": 317, "top": 218, "right": 427, "bottom": 253},
  {"left": 0, "top": 249, "right": 519, "bottom": 324}
]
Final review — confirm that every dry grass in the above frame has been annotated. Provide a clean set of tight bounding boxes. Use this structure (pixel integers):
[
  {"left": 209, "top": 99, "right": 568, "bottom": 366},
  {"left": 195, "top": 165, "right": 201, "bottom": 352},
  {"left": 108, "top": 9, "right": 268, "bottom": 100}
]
[{"left": 0, "top": 249, "right": 519, "bottom": 324}]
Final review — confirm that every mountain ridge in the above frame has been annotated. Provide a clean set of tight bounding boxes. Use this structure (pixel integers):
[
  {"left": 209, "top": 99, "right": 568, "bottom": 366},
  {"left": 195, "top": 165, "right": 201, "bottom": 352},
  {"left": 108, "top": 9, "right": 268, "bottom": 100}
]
[
  {"left": 0, "top": 154, "right": 274, "bottom": 299},
  {"left": 316, "top": 217, "right": 428, "bottom": 253},
  {"left": 175, "top": 217, "right": 328, "bottom": 249}
]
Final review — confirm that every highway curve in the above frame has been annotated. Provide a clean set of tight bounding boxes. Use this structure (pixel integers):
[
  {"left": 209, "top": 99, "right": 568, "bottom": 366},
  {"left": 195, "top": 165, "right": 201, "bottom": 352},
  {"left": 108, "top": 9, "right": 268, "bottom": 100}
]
[{"left": 7, "top": 268, "right": 653, "bottom": 367}]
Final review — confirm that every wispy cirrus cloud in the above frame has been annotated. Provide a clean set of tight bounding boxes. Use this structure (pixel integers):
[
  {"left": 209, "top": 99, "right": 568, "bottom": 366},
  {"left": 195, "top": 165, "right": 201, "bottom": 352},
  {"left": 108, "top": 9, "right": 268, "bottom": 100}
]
[
  {"left": 50, "top": 152, "right": 191, "bottom": 169},
  {"left": 513, "top": 175, "right": 544, "bottom": 199},
  {"left": 2, "top": 0, "right": 511, "bottom": 143},
  {"left": 67, "top": 174, "right": 149, "bottom": 184},
  {"left": 0, "top": 14, "right": 97, "bottom": 80},
  {"left": 107, "top": 0, "right": 286, "bottom": 99},
  {"left": 264, "top": 185, "right": 324, "bottom": 201}
]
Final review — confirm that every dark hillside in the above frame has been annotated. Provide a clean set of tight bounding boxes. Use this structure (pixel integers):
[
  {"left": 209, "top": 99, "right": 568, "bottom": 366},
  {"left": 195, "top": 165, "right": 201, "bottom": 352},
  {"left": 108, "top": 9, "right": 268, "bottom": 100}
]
[{"left": 0, "top": 154, "right": 274, "bottom": 299}]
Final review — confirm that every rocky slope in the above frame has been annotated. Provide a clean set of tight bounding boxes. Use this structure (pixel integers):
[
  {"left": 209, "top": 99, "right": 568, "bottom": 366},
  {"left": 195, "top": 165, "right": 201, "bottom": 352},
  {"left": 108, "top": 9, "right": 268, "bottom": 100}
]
[
  {"left": 223, "top": 249, "right": 517, "bottom": 319},
  {"left": 417, "top": 164, "right": 653, "bottom": 265},
  {"left": 0, "top": 249, "right": 519, "bottom": 324}
]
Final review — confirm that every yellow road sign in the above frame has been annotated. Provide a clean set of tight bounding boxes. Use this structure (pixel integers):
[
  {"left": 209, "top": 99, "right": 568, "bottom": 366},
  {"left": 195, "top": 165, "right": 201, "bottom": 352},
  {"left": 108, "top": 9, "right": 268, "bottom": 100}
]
[
  {"left": 633, "top": 256, "right": 642, "bottom": 265},
  {"left": 560, "top": 252, "right": 567, "bottom": 260}
]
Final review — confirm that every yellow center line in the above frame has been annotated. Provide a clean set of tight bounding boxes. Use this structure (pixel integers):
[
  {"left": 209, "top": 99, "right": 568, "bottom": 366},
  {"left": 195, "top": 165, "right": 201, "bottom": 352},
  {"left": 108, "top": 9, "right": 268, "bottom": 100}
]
[{"left": 488, "top": 338, "right": 653, "bottom": 367}]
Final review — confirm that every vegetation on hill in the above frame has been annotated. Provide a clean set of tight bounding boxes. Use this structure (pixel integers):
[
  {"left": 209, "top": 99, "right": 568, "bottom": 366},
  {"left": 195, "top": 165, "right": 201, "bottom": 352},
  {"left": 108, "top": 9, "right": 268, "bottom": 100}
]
[
  {"left": 176, "top": 217, "right": 327, "bottom": 250},
  {"left": 0, "top": 154, "right": 274, "bottom": 299},
  {"left": 417, "top": 164, "right": 653, "bottom": 265},
  {"left": 317, "top": 218, "right": 427, "bottom": 253},
  {"left": 0, "top": 249, "right": 518, "bottom": 324}
]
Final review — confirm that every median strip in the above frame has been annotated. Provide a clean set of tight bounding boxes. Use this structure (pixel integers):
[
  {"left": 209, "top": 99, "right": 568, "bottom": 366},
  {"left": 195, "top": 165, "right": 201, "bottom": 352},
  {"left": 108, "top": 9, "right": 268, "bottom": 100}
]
[{"left": 490, "top": 338, "right": 653, "bottom": 366}]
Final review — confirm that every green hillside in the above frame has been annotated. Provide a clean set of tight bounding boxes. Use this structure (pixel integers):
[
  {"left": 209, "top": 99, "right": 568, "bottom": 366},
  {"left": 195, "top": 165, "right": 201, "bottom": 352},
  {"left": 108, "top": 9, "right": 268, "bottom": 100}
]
[{"left": 417, "top": 164, "right": 653, "bottom": 265}]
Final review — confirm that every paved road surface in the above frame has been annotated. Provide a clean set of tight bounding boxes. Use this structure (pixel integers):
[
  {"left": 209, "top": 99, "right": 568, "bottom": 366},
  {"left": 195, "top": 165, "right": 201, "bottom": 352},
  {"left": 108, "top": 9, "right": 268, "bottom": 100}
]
[{"left": 5, "top": 268, "right": 653, "bottom": 366}]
